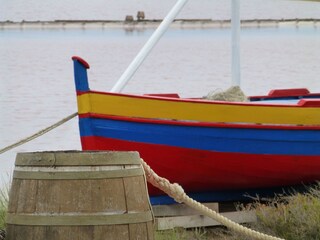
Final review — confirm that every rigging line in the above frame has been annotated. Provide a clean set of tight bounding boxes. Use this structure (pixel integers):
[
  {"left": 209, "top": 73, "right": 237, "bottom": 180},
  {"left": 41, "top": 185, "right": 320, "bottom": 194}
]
[{"left": 0, "top": 113, "right": 77, "bottom": 155}]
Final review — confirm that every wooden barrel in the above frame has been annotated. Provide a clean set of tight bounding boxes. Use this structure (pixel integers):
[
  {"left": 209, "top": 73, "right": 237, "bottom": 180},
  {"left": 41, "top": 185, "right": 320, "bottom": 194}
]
[{"left": 6, "top": 151, "right": 154, "bottom": 240}]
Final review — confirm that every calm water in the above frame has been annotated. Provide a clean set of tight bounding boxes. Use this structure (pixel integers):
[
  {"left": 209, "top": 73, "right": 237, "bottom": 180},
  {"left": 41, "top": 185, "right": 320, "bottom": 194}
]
[
  {"left": 1, "top": 0, "right": 320, "bottom": 21},
  {"left": 0, "top": 1, "right": 320, "bottom": 187}
]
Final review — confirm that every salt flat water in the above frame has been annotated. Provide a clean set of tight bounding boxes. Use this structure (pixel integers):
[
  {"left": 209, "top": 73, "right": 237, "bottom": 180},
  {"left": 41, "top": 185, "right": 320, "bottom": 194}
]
[
  {"left": 1, "top": 0, "right": 320, "bottom": 21},
  {"left": 0, "top": 1, "right": 320, "bottom": 187}
]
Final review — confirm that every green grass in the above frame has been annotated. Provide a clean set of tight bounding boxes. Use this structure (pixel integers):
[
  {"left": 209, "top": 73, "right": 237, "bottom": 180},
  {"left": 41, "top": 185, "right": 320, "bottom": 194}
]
[
  {"left": 0, "top": 178, "right": 9, "bottom": 230},
  {"left": 245, "top": 183, "right": 320, "bottom": 240},
  {"left": 0, "top": 195, "right": 8, "bottom": 230}
]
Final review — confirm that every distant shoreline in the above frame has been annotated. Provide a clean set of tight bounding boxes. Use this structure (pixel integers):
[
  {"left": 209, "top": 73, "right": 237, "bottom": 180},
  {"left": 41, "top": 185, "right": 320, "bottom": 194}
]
[{"left": 1, "top": 18, "right": 320, "bottom": 30}]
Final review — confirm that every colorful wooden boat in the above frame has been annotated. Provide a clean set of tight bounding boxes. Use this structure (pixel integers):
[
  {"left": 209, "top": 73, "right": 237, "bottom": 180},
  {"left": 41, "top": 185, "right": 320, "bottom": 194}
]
[{"left": 72, "top": 56, "right": 320, "bottom": 204}]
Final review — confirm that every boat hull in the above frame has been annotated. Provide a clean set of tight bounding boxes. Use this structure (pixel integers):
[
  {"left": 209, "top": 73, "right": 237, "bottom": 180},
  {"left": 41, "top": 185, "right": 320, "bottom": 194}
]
[
  {"left": 79, "top": 116, "right": 320, "bottom": 197},
  {"left": 72, "top": 56, "right": 320, "bottom": 202}
]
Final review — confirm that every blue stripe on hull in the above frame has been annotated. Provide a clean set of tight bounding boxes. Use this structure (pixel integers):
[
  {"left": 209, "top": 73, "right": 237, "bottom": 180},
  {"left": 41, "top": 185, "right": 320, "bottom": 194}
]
[{"left": 79, "top": 117, "right": 320, "bottom": 156}]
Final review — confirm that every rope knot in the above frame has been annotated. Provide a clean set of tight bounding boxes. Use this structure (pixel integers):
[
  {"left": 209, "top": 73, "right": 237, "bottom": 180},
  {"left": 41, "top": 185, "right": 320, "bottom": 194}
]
[{"left": 169, "top": 183, "right": 186, "bottom": 203}]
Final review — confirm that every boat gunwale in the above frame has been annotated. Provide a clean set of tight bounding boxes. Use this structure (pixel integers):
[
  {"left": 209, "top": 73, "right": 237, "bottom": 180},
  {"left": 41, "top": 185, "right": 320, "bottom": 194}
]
[
  {"left": 76, "top": 90, "right": 320, "bottom": 108},
  {"left": 78, "top": 113, "right": 320, "bottom": 130}
]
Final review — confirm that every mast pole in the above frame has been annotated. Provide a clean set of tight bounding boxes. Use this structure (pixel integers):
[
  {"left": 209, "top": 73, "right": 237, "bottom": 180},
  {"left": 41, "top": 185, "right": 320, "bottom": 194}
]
[
  {"left": 111, "top": 0, "right": 188, "bottom": 93},
  {"left": 231, "top": 0, "right": 241, "bottom": 87}
]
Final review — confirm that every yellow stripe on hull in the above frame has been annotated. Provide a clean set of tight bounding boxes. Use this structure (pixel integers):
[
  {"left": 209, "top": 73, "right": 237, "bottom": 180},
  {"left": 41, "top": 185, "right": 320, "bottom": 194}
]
[{"left": 77, "top": 93, "right": 320, "bottom": 125}]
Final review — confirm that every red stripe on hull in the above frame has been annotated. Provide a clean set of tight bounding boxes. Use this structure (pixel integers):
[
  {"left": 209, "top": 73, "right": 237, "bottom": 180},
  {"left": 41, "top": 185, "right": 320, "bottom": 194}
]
[{"left": 81, "top": 136, "right": 320, "bottom": 196}]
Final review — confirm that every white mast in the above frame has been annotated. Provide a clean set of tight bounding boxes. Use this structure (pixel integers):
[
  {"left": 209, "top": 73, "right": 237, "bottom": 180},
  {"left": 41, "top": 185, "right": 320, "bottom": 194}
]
[
  {"left": 231, "top": 0, "right": 241, "bottom": 87},
  {"left": 111, "top": 0, "right": 188, "bottom": 93}
]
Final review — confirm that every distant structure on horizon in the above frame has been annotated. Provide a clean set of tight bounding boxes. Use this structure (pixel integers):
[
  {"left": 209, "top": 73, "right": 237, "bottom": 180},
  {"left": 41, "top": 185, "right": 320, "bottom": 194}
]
[{"left": 137, "top": 11, "right": 145, "bottom": 21}]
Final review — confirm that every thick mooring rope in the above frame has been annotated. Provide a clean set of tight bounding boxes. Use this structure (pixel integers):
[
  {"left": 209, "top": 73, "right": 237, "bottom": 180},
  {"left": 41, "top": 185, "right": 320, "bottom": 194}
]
[
  {"left": 0, "top": 113, "right": 77, "bottom": 155},
  {"left": 140, "top": 158, "right": 284, "bottom": 240}
]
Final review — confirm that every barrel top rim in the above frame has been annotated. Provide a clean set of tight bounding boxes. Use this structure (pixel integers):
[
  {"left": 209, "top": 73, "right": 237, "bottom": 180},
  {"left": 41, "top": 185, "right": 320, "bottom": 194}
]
[
  {"left": 17, "top": 150, "right": 139, "bottom": 154},
  {"left": 15, "top": 151, "right": 141, "bottom": 166}
]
